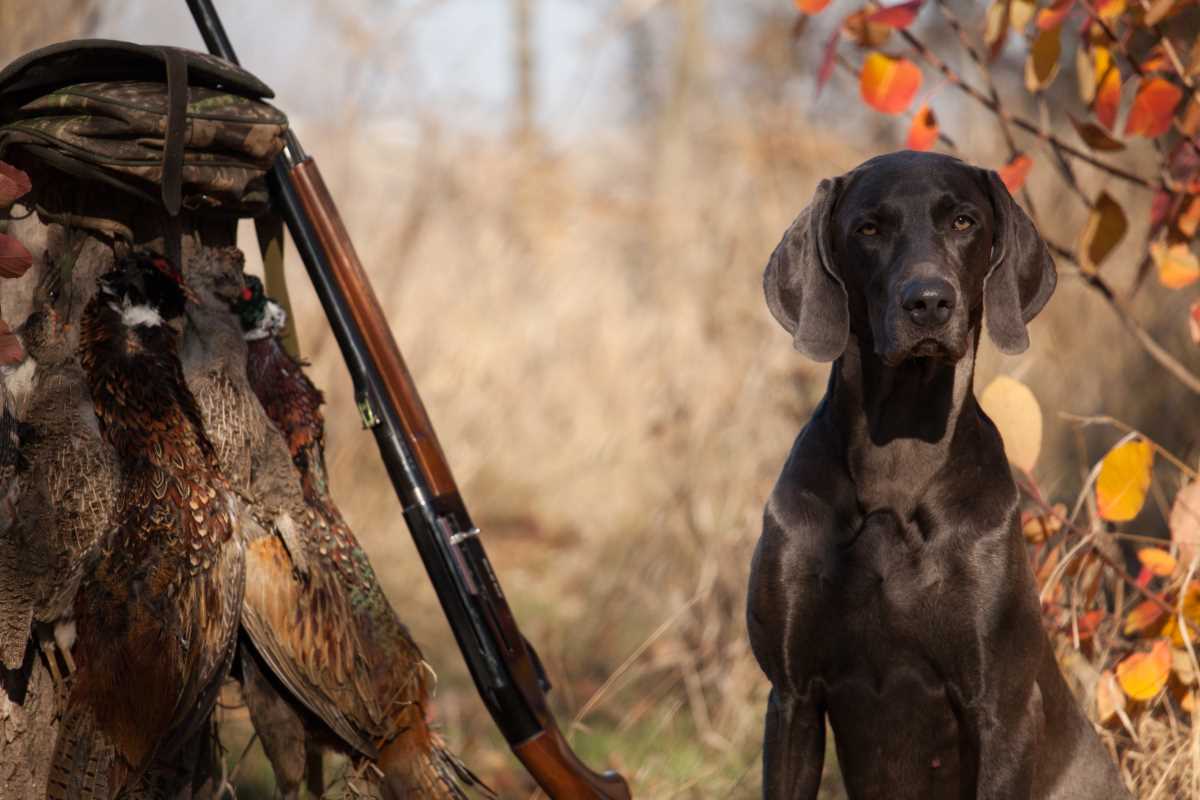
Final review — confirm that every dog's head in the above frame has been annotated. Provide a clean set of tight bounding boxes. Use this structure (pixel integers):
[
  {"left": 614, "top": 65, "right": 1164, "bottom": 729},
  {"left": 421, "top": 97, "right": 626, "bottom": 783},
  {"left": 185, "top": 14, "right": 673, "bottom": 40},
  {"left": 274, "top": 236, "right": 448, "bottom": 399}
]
[{"left": 763, "top": 150, "right": 1056, "bottom": 365}]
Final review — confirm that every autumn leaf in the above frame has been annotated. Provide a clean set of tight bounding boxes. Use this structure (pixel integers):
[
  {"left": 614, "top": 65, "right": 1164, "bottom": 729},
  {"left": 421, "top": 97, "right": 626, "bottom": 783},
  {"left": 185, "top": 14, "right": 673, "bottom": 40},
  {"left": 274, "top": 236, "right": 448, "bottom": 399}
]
[
  {"left": 998, "top": 153, "right": 1033, "bottom": 193},
  {"left": 0, "top": 233, "right": 32, "bottom": 279},
  {"left": 860, "top": 52, "right": 922, "bottom": 114},
  {"left": 1025, "top": 24, "right": 1062, "bottom": 92},
  {"left": 1010, "top": 0, "right": 1037, "bottom": 30},
  {"left": 1139, "top": 547, "right": 1178, "bottom": 577},
  {"left": 843, "top": 4, "right": 893, "bottom": 48},
  {"left": 1125, "top": 78, "right": 1183, "bottom": 138},
  {"left": 1185, "top": 691, "right": 1196, "bottom": 714},
  {"left": 1077, "top": 191, "right": 1127, "bottom": 273},
  {"left": 1164, "top": 583, "right": 1200, "bottom": 647},
  {"left": 984, "top": 0, "right": 1010, "bottom": 59},
  {"left": 795, "top": 0, "right": 831, "bottom": 14},
  {"left": 906, "top": 104, "right": 938, "bottom": 151},
  {"left": 1069, "top": 114, "right": 1125, "bottom": 151},
  {"left": 1116, "top": 640, "right": 1171, "bottom": 702},
  {"left": 1076, "top": 609, "right": 1106, "bottom": 641},
  {"left": 1124, "top": 599, "right": 1167, "bottom": 636},
  {"left": 816, "top": 28, "right": 840, "bottom": 94},
  {"left": 1191, "top": 300, "right": 1200, "bottom": 345},
  {"left": 1180, "top": 196, "right": 1200, "bottom": 238},
  {"left": 1174, "top": 646, "right": 1198, "bottom": 685},
  {"left": 1097, "top": 669, "right": 1125, "bottom": 724},
  {"left": 1036, "top": 0, "right": 1074, "bottom": 29},
  {"left": 1095, "top": 439, "right": 1153, "bottom": 522},
  {"left": 866, "top": 0, "right": 923, "bottom": 29},
  {"left": 1172, "top": 480, "right": 1200, "bottom": 567},
  {"left": 979, "top": 375, "right": 1042, "bottom": 473},
  {"left": 1094, "top": 0, "right": 1126, "bottom": 20},
  {"left": 1092, "top": 46, "right": 1122, "bottom": 131},
  {"left": 1151, "top": 241, "right": 1200, "bottom": 289},
  {"left": 0, "top": 161, "right": 31, "bottom": 209}
]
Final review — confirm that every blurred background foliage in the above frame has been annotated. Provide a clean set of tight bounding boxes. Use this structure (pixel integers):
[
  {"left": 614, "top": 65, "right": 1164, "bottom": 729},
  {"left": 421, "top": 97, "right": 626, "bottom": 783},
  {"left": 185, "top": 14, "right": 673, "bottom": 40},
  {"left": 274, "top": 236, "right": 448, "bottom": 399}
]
[{"left": 5, "top": 1, "right": 1198, "bottom": 797}]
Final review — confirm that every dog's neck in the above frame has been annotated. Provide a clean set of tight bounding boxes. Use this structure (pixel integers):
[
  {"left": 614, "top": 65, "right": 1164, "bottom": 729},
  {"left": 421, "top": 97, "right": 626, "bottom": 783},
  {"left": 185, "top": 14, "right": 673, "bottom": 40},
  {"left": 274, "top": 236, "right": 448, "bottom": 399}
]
[{"left": 826, "top": 331, "right": 979, "bottom": 509}]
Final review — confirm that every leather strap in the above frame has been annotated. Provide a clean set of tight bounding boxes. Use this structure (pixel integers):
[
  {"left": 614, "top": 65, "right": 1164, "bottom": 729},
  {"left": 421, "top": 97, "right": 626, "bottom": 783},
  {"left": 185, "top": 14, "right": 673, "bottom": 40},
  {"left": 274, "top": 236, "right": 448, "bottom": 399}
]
[{"left": 160, "top": 47, "right": 188, "bottom": 217}]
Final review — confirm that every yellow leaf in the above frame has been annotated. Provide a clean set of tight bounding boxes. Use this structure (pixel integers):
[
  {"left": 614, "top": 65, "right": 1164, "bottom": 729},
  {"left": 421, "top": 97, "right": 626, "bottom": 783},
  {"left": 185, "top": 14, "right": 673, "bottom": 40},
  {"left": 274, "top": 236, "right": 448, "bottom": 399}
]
[
  {"left": 1184, "top": 690, "right": 1196, "bottom": 714},
  {"left": 1010, "top": 0, "right": 1036, "bottom": 30},
  {"left": 1171, "top": 481, "right": 1200, "bottom": 567},
  {"left": 1097, "top": 669, "right": 1126, "bottom": 723},
  {"left": 1173, "top": 647, "right": 1198, "bottom": 685},
  {"left": 1078, "top": 192, "right": 1128, "bottom": 273},
  {"left": 1095, "top": 439, "right": 1153, "bottom": 522},
  {"left": 1116, "top": 640, "right": 1171, "bottom": 701},
  {"left": 1025, "top": 24, "right": 1062, "bottom": 92},
  {"left": 1124, "top": 599, "right": 1167, "bottom": 636},
  {"left": 1139, "top": 547, "right": 1178, "bottom": 577},
  {"left": 1151, "top": 241, "right": 1200, "bottom": 290},
  {"left": 979, "top": 376, "right": 1042, "bottom": 473}
]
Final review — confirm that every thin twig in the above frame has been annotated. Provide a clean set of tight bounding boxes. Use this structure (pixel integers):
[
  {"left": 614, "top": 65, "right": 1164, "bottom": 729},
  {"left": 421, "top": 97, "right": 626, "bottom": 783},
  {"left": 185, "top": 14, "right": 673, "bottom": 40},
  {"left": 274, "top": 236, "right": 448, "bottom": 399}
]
[
  {"left": 1059, "top": 412, "right": 1200, "bottom": 479},
  {"left": 896, "top": 28, "right": 1161, "bottom": 190}
]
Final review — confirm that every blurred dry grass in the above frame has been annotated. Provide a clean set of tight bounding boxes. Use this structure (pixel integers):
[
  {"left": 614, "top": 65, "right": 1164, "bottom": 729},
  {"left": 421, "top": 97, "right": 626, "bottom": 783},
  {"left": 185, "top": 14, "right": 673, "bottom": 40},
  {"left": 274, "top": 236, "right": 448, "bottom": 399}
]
[{"left": 226, "top": 115, "right": 862, "bottom": 797}]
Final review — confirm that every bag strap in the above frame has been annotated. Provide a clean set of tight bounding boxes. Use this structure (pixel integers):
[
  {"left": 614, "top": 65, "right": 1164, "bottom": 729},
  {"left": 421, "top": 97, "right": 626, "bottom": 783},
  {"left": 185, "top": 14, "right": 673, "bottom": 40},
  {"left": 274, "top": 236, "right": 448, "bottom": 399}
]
[{"left": 161, "top": 47, "right": 188, "bottom": 218}]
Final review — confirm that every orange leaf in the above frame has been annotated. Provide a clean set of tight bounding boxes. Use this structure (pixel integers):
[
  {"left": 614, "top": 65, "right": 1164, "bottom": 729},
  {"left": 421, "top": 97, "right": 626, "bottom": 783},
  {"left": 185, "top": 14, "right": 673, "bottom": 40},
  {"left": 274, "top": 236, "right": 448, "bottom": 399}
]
[
  {"left": 1095, "top": 0, "right": 1126, "bottom": 20},
  {"left": 1077, "top": 191, "right": 1128, "bottom": 273},
  {"left": 1095, "top": 439, "right": 1153, "bottom": 522},
  {"left": 866, "top": 0, "right": 923, "bottom": 29},
  {"left": 1151, "top": 241, "right": 1200, "bottom": 289},
  {"left": 1124, "top": 600, "right": 1166, "bottom": 636},
  {"left": 860, "top": 52, "right": 922, "bottom": 114},
  {"left": 1179, "top": 196, "right": 1200, "bottom": 238},
  {"left": 1125, "top": 78, "right": 1183, "bottom": 138},
  {"left": 1092, "top": 46, "right": 1122, "bottom": 131},
  {"left": 1185, "top": 690, "right": 1196, "bottom": 714},
  {"left": 1138, "top": 547, "right": 1178, "bottom": 577},
  {"left": 1116, "top": 640, "right": 1171, "bottom": 701},
  {"left": 998, "top": 153, "right": 1033, "bottom": 193},
  {"left": 1077, "top": 609, "right": 1107, "bottom": 641},
  {"left": 795, "top": 0, "right": 832, "bottom": 13},
  {"left": 1036, "top": 0, "right": 1074, "bottom": 29},
  {"left": 1191, "top": 300, "right": 1200, "bottom": 345},
  {"left": 906, "top": 104, "right": 939, "bottom": 151}
]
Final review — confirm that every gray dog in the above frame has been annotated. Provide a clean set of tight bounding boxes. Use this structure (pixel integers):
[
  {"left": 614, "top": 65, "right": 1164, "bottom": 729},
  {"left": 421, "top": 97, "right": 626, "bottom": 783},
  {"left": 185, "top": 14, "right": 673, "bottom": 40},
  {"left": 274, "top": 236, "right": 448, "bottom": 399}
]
[{"left": 747, "top": 151, "right": 1130, "bottom": 799}]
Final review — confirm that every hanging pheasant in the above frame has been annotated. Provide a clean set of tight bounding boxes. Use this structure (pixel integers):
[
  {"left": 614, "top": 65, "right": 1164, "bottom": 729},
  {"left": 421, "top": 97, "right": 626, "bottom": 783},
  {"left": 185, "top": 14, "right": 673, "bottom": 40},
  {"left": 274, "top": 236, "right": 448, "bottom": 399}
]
[
  {"left": 0, "top": 265, "right": 118, "bottom": 686},
  {"left": 47, "top": 253, "right": 245, "bottom": 798},
  {"left": 234, "top": 273, "right": 491, "bottom": 799}
]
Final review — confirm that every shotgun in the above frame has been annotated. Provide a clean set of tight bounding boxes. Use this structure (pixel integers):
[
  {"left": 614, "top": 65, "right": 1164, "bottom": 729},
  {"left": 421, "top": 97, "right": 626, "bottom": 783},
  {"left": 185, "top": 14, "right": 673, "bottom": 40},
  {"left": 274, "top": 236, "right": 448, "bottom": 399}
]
[{"left": 183, "top": 2, "right": 631, "bottom": 797}]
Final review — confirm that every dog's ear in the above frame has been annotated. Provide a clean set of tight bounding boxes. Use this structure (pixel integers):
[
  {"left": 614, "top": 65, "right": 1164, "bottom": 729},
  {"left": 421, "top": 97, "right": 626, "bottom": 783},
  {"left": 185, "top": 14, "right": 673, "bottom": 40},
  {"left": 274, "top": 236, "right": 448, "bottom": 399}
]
[
  {"left": 981, "top": 170, "right": 1056, "bottom": 355},
  {"left": 763, "top": 177, "right": 848, "bottom": 362}
]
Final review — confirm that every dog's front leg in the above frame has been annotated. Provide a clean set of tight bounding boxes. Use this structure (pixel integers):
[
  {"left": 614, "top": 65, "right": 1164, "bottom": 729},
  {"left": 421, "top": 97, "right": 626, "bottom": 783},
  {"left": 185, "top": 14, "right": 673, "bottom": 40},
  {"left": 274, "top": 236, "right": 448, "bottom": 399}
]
[{"left": 762, "top": 687, "right": 824, "bottom": 800}]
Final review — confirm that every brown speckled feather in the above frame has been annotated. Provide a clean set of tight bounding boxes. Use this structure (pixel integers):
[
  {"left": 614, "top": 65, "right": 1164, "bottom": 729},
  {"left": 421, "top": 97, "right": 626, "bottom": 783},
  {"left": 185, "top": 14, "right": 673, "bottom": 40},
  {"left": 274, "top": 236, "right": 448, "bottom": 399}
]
[
  {"left": 241, "top": 292, "right": 489, "bottom": 800},
  {"left": 47, "top": 260, "right": 244, "bottom": 799}
]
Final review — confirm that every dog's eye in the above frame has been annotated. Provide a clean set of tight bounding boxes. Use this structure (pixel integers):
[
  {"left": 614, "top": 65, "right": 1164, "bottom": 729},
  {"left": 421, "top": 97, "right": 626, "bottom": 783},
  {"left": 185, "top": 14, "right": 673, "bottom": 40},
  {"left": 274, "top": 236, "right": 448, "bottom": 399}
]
[
  {"left": 857, "top": 223, "right": 879, "bottom": 236},
  {"left": 952, "top": 215, "right": 974, "bottom": 231}
]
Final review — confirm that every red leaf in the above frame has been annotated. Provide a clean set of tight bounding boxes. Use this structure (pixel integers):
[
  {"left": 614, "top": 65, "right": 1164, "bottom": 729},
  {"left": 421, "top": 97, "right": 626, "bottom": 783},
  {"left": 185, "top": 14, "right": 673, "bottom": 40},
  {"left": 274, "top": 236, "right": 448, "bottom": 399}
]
[
  {"left": 816, "top": 27, "right": 841, "bottom": 94},
  {"left": 1124, "top": 78, "right": 1183, "bottom": 138},
  {"left": 1190, "top": 299, "right": 1200, "bottom": 345},
  {"left": 1150, "top": 190, "right": 1173, "bottom": 229},
  {"left": 998, "top": 153, "right": 1033, "bottom": 193},
  {"left": 0, "top": 233, "right": 32, "bottom": 279},
  {"left": 1092, "top": 46, "right": 1121, "bottom": 131},
  {"left": 860, "top": 52, "right": 922, "bottom": 114},
  {"left": 0, "top": 161, "right": 31, "bottom": 209},
  {"left": 906, "top": 104, "right": 939, "bottom": 150},
  {"left": 1036, "top": 0, "right": 1075, "bottom": 30},
  {"left": 866, "top": 0, "right": 924, "bottom": 29}
]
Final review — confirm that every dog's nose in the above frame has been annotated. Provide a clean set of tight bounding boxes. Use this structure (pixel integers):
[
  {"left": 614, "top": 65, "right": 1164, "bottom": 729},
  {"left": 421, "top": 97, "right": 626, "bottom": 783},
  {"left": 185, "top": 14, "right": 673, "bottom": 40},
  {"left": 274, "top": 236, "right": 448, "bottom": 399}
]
[{"left": 900, "top": 278, "right": 956, "bottom": 328}]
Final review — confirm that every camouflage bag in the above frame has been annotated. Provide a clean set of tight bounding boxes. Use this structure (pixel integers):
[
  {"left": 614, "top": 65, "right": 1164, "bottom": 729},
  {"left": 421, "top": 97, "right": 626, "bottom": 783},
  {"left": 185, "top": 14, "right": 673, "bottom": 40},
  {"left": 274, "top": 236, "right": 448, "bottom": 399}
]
[{"left": 0, "top": 39, "right": 287, "bottom": 219}]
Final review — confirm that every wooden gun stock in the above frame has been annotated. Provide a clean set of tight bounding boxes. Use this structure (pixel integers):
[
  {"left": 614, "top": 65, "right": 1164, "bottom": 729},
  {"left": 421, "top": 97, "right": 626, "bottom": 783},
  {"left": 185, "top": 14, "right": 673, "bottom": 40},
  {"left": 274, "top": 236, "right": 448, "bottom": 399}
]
[{"left": 515, "top": 724, "right": 632, "bottom": 800}]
